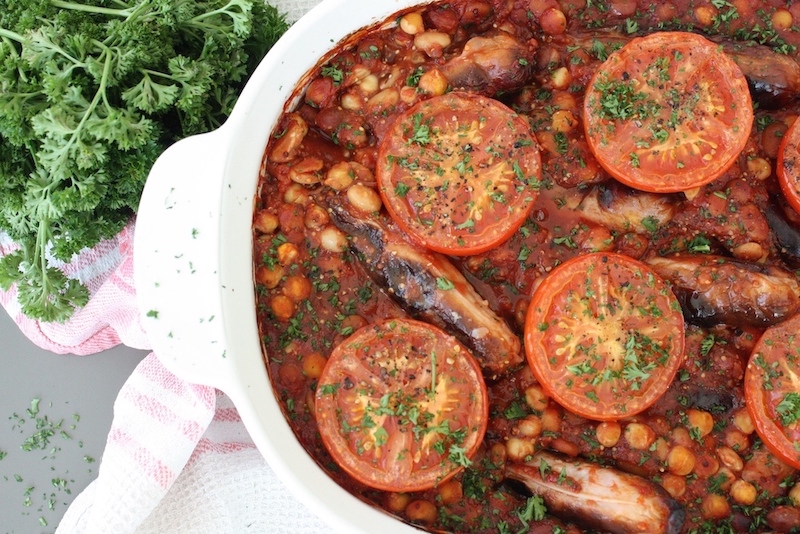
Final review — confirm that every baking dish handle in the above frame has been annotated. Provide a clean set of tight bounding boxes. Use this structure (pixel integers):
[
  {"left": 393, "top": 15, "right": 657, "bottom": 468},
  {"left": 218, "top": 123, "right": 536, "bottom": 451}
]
[{"left": 133, "top": 129, "right": 233, "bottom": 388}]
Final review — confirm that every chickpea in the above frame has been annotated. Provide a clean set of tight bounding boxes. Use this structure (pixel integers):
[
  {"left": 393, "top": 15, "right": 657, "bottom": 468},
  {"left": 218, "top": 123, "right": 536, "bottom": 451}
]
[
  {"left": 405, "top": 499, "right": 437, "bottom": 526},
  {"left": 595, "top": 421, "right": 621, "bottom": 448},
  {"left": 551, "top": 90, "right": 577, "bottom": 112},
  {"left": 414, "top": 31, "right": 452, "bottom": 58},
  {"left": 253, "top": 210, "right": 279, "bottom": 234},
  {"left": 319, "top": 226, "right": 349, "bottom": 253},
  {"left": 385, "top": 492, "right": 411, "bottom": 513},
  {"left": 549, "top": 66, "right": 572, "bottom": 90},
  {"left": 551, "top": 109, "right": 577, "bottom": 133},
  {"left": 516, "top": 415, "right": 543, "bottom": 438},
  {"left": 284, "top": 182, "right": 310, "bottom": 205},
  {"left": 762, "top": 121, "right": 789, "bottom": 159},
  {"left": 506, "top": 437, "right": 535, "bottom": 462},
  {"left": 347, "top": 183, "right": 383, "bottom": 214},
  {"left": 686, "top": 408, "right": 714, "bottom": 439},
  {"left": 667, "top": 445, "right": 696, "bottom": 476},
  {"left": 540, "top": 406, "right": 562, "bottom": 433},
  {"left": 277, "top": 242, "right": 300, "bottom": 266},
  {"left": 255, "top": 264, "right": 284, "bottom": 289},
  {"left": 670, "top": 426, "right": 694, "bottom": 448},
  {"left": 400, "top": 85, "right": 419, "bottom": 105},
  {"left": 283, "top": 275, "right": 312, "bottom": 302},
  {"left": 716, "top": 446, "right": 744, "bottom": 472},
  {"left": 730, "top": 479, "right": 757, "bottom": 505},
  {"left": 400, "top": 12, "right": 425, "bottom": 35},
  {"left": 304, "top": 204, "right": 329, "bottom": 230},
  {"left": 270, "top": 294, "right": 295, "bottom": 321},
  {"left": 302, "top": 352, "right": 327, "bottom": 379},
  {"left": 694, "top": 5, "right": 716, "bottom": 27},
  {"left": 325, "top": 162, "right": 356, "bottom": 191},
  {"left": 437, "top": 479, "right": 463, "bottom": 505},
  {"left": 540, "top": 7, "right": 567, "bottom": 35},
  {"left": 624, "top": 422, "right": 656, "bottom": 450},
  {"left": 732, "top": 408, "right": 755, "bottom": 435},
  {"left": 490, "top": 442, "right": 507, "bottom": 466},
  {"left": 693, "top": 454, "right": 720, "bottom": 479},
  {"left": 772, "top": 8, "right": 793, "bottom": 31},
  {"left": 418, "top": 68, "right": 449, "bottom": 96},
  {"left": 651, "top": 437, "right": 671, "bottom": 463},
  {"left": 340, "top": 314, "right": 368, "bottom": 333},
  {"left": 659, "top": 473, "right": 687, "bottom": 499},
  {"left": 700, "top": 493, "right": 731, "bottom": 520},
  {"left": 524, "top": 384, "right": 549, "bottom": 413},
  {"left": 788, "top": 481, "right": 800, "bottom": 506}
]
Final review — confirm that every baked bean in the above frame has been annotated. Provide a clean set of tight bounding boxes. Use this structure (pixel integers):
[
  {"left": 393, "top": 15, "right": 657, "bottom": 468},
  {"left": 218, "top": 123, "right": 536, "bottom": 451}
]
[
  {"left": 767, "top": 506, "right": 800, "bottom": 532},
  {"left": 716, "top": 446, "right": 744, "bottom": 472},
  {"left": 359, "top": 74, "right": 379, "bottom": 94},
  {"left": 319, "top": 226, "right": 349, "bottom": 253},
  {"left": 713, "top": 467, "right": 737, "bottom": 492},
  {"left": 670, "top": 426, "right": 694, "bottom": 448},
  {"left": 550, "top": 437, "right": 580, "bottom": 457},
  {"left": 624, "top": 422, "right": 656, "bottom": 450},
  {"left": 746, "top": 156, "right": 772, "bottom": 180},
  {"left": 609, "top": 0, "right": 637, "bottom": 16},
  {"left": 762, "top": 120, "right": 788, "bottom": 159},
  {"left": 406, "top": 499, "right": 437, "bottom": 525},
  {"left": 340, "top": 314, "right": 368, "bottom": 333},
  {"left": 289, "top": 157, "right": 323, "bottom": 185},
  {"left": 732, "top": 242, "right": 765, "bottom": 262},
  {"left": 667, "top": 445, "right": 696, "bottom": 476},
  {"left": 693, "top": 454, "right": 720, "bottom": 479},
  {"left": 490, "top": 442, "right": 507, "bottom": 466},
  {"left": 341, "top": 91, "right": 363, "bottom": 111},
  {"left": 414, "top": 31, "right": 451, "bottom": 58},
  {"left": 347, "top": 183, "right": 382, "bottom": 214},
  {"left": 651, "top": 437, "right": 670, "bottom": 463},
  {"left": 732, "top": 408, "right": 755, "bottom": 434},
  {"left": 269, "top": 113, "right": 308, "bottom": 163},
  {"left": 595, "top": 421, "right": 621, "bottom": 448}
]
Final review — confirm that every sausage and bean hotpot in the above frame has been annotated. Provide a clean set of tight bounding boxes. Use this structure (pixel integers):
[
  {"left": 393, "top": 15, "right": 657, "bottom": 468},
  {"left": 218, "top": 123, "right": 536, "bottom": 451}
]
[{"left": 253, "top": 0, "right": 800, "bottom": 532}]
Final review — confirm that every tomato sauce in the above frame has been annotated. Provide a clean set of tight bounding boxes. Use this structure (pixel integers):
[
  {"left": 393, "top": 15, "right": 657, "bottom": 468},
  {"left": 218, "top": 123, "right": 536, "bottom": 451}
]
[{"left": 254, "top": 1, "right": 800, "bottom": 531}]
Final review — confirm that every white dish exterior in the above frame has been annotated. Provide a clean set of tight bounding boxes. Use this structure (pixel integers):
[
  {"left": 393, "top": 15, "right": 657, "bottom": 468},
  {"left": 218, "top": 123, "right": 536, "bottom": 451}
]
[{"left": 133, "top": 1, "right": 433, "bottom": 532}]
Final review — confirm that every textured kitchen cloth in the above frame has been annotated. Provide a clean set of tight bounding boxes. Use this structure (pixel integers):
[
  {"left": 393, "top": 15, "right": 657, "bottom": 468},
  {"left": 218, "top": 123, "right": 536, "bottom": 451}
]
[{"left": 0, "top": 1, "right": 339, "bottom": 532}]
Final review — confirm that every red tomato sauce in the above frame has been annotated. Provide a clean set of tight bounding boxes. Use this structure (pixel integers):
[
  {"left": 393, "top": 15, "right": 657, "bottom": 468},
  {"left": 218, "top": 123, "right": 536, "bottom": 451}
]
[{"left": 254, "top": 1, "right": 800, "bottom": 532}]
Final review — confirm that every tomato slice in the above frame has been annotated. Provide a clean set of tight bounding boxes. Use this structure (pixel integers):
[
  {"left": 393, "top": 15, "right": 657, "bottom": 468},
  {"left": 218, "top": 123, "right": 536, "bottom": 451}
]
[
  {"left": 376, "top": 91, "right": 541, "bottom": 255},
  {"left": 583, "top": 32, "right": 753, "bottom": 193},
  {"left": 744, "top": 313, "right": 800, "bottom": 469},
  {"left": 524, "top": 252, "right": 685, "bottom": 421},
  {"left": 777, "top": 117, "right": 800, "bottom": 215},
  {"left": 314, "top": 318, "right": 488, "bottom": 492}
]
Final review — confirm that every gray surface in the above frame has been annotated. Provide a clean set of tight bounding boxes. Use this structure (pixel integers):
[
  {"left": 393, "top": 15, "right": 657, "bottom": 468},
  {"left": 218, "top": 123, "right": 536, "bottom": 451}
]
[{"left": 0, "top": 309, "right": 149, "bottom": 533}]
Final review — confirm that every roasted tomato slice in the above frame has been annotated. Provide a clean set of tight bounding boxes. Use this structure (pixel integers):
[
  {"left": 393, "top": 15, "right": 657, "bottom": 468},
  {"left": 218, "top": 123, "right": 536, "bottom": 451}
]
[
  {"left": 778, "top": 117, "right": 800, "bottom": 215},
  {"left": 583, "top": 31, "right": 753, "bottom": 193},
  {"left": 314, "top": 318, "right": 488, "bottom": 492},
  {"left": 524, "top": 252, "right": 685, "bottom": 421},
  {"left": 376, "top": 91, "right": 542, "bottom": 255},
  {"left": 744, "top": 313, "right": 800, "bottom": 469}
]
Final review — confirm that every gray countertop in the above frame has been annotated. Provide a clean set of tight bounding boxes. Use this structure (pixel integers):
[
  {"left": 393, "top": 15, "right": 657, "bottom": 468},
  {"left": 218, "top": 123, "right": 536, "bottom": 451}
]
[{"left": 0, "top": 308, "right": 149, "bottom": 533}]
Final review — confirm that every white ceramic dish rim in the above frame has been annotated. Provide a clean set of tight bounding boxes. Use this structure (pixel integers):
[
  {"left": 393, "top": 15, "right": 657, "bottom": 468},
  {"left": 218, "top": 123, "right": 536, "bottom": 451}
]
[{"left": 133, "top": 1, "right": 434, "bottom": 532}]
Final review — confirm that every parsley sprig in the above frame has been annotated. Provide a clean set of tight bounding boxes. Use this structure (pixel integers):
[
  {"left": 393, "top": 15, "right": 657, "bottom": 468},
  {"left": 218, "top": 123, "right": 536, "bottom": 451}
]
[{"left": 0, "top": 0, "right": 288, "bottom": 321}]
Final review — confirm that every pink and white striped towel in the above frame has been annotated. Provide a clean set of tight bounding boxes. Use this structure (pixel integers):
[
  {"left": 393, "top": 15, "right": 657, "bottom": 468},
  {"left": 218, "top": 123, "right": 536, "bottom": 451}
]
[{"left": 1, "top": 221, "right": 332, "bottom": 533}]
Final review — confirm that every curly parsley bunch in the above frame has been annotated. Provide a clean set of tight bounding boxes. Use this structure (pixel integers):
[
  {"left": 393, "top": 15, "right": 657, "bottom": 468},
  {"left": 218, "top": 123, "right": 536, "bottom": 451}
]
[{"left": 0, "top": 0, "right": 288, "bottom": 321}]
